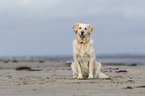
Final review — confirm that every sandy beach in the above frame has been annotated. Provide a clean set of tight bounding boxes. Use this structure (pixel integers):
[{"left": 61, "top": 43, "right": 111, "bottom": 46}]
[
  {"left": 1, "top": 0, "right": 145, "bottom": 95},
  {"left": 0, "top": 60, "right": 145, "bottom": 96}
]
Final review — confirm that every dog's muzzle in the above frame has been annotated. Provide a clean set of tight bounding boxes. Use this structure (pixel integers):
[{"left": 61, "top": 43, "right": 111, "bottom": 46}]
[{"left": 80, "top": 31, "right": 85, "bottom": 38}]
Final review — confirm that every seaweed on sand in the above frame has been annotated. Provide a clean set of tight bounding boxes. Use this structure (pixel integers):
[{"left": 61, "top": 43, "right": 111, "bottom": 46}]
[{"left": 16, "top": 66, "right": 41, "bottom": 71}]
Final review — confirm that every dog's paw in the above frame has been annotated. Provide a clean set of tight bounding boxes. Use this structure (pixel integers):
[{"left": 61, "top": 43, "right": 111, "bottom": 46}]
[
  {"left": 88, "top": 76, "right": 94, "bottom": 79},
  {"left": 77, "top": 76, "right": 83, "bottom": 79},
  {"left": 88, "top": 74, "right": 94, "bottom": 79},
  {"left": 72, "top": 76, "right": 77, "bottom": 79}
]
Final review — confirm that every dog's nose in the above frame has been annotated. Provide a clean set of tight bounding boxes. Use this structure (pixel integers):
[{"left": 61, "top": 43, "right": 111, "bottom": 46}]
[
  {"left": 81, "top": 31, "right": 84, "bottom": 35},
  {"left": 81, "top": 30, "right": 84, "bottom": 33}
]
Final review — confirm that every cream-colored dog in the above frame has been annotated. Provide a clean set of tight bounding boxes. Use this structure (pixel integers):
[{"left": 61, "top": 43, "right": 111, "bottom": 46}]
[{"left": 71, "top": 23, "right": 109, "bottom": 79}]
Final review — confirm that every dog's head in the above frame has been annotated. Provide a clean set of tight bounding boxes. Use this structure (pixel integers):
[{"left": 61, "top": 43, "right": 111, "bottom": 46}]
[{"left": 72, "top": 23, "right": 93, "bottom": 43}]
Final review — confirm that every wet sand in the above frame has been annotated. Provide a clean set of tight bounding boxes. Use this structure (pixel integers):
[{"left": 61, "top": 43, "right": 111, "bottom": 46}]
[{"left": 0, "top": 63, "right": 145, "bottom": 96}]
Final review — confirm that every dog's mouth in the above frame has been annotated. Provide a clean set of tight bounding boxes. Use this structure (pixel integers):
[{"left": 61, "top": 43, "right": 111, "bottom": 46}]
[{"left": 80, "top": 35, "right": 85, "bottom": 39}]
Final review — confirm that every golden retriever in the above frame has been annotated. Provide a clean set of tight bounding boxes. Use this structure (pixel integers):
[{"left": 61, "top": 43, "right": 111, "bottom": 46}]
[{"left": 71, "top": 23, "right": 109, "bottom": 79}]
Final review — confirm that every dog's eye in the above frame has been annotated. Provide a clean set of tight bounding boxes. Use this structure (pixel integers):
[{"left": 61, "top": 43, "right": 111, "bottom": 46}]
[
  {"left": 84, "top": 28, "right": 87, "bottom": 30},
  {"left": 79, "top": 27, "right": 81, "bottom": 29}
]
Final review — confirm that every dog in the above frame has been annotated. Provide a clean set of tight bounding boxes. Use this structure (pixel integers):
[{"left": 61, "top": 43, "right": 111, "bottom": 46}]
[{"left": 71, "top": 23, "right": 109, "bottom": 79}]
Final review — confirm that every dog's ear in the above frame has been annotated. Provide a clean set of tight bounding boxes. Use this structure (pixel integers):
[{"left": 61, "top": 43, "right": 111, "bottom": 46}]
[
  {"left": 88, "top": 24, "right": 93, "bottom": 33},
  {"left": 72, "top": 24, "right": 79, "bottom": 33}
]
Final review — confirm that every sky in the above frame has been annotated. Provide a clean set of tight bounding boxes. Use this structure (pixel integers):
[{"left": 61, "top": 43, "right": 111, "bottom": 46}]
[{"left": 0, "top": 0, "right": 145, "bottom": 56}]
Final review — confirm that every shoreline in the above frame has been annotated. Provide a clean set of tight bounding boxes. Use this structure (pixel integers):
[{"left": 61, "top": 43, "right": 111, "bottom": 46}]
[{"left": 0, "top": 62, "right": 145, "bottom": 70}]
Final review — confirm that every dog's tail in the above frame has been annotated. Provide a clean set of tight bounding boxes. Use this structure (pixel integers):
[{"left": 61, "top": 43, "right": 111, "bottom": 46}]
[
  {"left": 95, "top": 62, "right": 109, "bottom": 78},
  {"left": 98, "top": 72, "right": 109, "bottom": 78}
]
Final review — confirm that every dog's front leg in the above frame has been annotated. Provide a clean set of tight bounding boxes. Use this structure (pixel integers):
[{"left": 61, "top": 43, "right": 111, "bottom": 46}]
[
  {"left": 76, "top": 61, "right": 83, "bottom": 79},
  {"left": 88, "top": 58, "right": 94, "bottom": 78},
  {"left": 74, "top": 58, "right": 83, "bottom": 79}
]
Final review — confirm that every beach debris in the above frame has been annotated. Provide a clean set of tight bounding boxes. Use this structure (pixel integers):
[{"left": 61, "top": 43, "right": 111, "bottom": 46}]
[
  {"left": 16, "top": 66, "right": 41, "bottom": 71},
  {"left": 135, "top": 85, "right": 145, "bottom": 88},
  {"left": 128, "top": 63, "right": 137, "bottom": 66},
  {"left": 106, "top": 68, "right": 120, "bottom": 73},
  {"left": 115, "top": 70, "right": 128, "bottom": 73},
  {"left": 39, "top": 60, "right": 44, "bottom": 63},
  {"left": 124, "top": 85, "right": 145, "bottom": 89},
  {"left": 113, "top": 76, "right": 123, "bottom": 78},
  {"left": 16, "top": 66, "right": 31, "bottom": 71},
  {"left": 12, "top": 59, "right": 18, "bottom": 63},
  {"left": 33, "top": 89, "right": 36, "bottom": 91},
  {"left": 123, "top": 86, "right": 133, "bottom": 89},
  {"left": 112, "top": 68, "right": 119, "bottom": 70},
  {"left": 126, "top": 79, "right": 135, "bottom": 83},
  {"left": 101, "top": 77, "right": 111, "bottom": 80},
  {"left": 4, "top": 60, "right": 9, "bottom": 63}
]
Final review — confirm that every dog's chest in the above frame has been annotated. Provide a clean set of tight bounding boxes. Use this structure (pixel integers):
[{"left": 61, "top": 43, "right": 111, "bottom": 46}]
[
  {"left": 76, "top": 44, "right": 90, "bottom": 58},
  {"left": 73, "top": 39, "right": 94, "bottom": 59},
  {"left": 76, "top": 44, "right": 91, "bottom": 73}
]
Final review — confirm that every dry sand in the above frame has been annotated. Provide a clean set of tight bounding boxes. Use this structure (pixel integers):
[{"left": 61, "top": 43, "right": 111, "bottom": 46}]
[{"left": 0, "top": 63, "right": 145, "bottom": 96}]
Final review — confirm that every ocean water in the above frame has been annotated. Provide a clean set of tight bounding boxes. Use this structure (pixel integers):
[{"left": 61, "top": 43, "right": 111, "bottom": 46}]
[
  {"left": 63, "top": 56, "right": 145, "bottom": 64},
  {"left": 0, "top": 55, "right": 145, "bottom": 71},
  {"left": 0, "top": 55, "right": 145, "bottom": 65},
  {"left": 97, "top": 57, "right": 145, "bottom": 64}
]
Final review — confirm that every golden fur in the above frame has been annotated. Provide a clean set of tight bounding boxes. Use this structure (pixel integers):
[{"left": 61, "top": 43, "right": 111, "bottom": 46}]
[{"left": 71, "top": 23, "right": 108, "bottom": 79}]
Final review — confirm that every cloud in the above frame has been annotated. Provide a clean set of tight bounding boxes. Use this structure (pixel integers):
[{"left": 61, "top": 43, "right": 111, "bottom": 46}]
[{"left": 0, "top": 0, "right": 145, "bottom": 56}]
